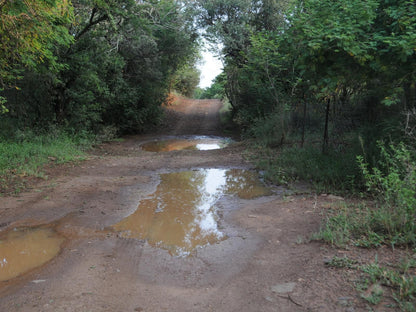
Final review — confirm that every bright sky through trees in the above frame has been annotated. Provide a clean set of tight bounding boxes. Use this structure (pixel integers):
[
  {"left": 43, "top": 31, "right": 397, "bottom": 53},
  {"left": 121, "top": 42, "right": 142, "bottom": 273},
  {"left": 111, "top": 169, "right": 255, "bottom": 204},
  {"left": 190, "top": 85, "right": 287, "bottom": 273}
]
[{"left": 198, "top": 49, "right": 223, "bottom": 88}]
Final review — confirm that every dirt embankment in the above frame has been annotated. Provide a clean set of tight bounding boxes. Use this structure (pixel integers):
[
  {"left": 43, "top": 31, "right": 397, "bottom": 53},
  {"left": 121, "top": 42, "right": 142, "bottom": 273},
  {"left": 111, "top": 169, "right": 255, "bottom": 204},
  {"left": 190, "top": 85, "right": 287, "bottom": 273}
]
[{"left": 0, "top": 96, "right": 402, "bottom": 311}]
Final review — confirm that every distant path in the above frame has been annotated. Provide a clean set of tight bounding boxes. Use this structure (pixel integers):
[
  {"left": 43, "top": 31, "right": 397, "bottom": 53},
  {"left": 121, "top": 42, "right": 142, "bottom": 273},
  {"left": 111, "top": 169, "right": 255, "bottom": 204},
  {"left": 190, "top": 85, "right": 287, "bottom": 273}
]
[{"left": 161, "top": 96, "right": 224, "bottom": 136}]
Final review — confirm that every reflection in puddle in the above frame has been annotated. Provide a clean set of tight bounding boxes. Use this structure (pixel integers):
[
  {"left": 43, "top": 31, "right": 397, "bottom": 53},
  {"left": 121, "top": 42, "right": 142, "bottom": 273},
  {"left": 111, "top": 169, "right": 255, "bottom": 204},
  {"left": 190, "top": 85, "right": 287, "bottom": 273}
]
[
  {"left": 113, "top": 169, "right": 271, "bottom": 256},
  {"left": 0, "top": 227, "right": 65, "bottom": 281},
  {"left": 141, "top": 136, "right": 231, "bottom": 152}
]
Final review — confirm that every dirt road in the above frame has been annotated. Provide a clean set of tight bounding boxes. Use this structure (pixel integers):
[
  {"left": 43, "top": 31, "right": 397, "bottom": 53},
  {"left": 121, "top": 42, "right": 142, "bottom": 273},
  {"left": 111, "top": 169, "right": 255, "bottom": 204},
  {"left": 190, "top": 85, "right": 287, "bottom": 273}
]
[{"left": 0, "top": 97, "right": 388, "bottom": 311}]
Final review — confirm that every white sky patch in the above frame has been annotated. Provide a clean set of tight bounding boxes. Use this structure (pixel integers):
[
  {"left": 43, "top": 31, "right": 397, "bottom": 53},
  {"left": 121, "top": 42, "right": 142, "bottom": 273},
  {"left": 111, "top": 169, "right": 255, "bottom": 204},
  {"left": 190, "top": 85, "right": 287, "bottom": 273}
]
[{"left": 198, "top": 49, "right": 223, "bottom": 89}]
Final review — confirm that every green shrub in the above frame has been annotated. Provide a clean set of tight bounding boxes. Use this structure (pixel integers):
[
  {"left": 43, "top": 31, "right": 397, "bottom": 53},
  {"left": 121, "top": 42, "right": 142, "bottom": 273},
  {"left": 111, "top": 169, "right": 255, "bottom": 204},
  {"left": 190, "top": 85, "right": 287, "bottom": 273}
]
[
  {"left": 360, "top": 260, "right": 416, "bottom": 311},
  {"left": 358, "top": 142, "right": 416, "bottom": 246},
  {"left": 253, "top": 144, "right": 361, "bottom": 192},
  {"left": 316, "top": 141, "right": 416, "bottom": 248},
  {"left": 0, "top": 129, "right": 92, "bottom": 192}
]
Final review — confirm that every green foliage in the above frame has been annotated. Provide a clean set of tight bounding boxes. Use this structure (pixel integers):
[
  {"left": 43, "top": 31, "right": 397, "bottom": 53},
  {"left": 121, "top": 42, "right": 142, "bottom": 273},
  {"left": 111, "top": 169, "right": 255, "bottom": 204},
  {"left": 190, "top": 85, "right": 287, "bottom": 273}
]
[
  {"left": 316, "top": 141, "right": 416, "bottom": 248},
  {"left": 253, "top": 144, "right": 361, "bottom": 192},
  {"left": 0, "top": 129, "right": 91, "bottom": 186},
  {"left": 0, "top": 0, "right": 201, "bottom": 193},
  {"left": 171, "top": 64, "right": 201, "bottom": 97},
  {"left": 0, "top": 0, "right": 74, "bottom": 87},
  {"left": 195, "top": 73, "right": 226, "bottom": 99},
  {"left": 0, "top": 95, "right": 8, "bottom": 114},
  {"left": 360, "top": 260, "right": 416, "bottom": 310},
  {"left": 0, "top": 0, "right": 199, "bottom": 135},
  {"left": 358, "top": 142, "right": 416, "bottom": 246},
  {"left": 245, "top": 110, "right": 291, "bottom": 146},
  {"left": 198, "top": 0, "right": 416, "bottom": 165}
]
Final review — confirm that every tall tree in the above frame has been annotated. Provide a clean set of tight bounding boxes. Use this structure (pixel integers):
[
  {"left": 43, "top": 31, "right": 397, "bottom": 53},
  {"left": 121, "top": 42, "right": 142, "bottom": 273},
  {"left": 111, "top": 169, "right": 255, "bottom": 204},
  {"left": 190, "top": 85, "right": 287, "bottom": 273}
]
[
  {"left": 0, "top": 0, "right": 73, "bottom": 112},
  {"left": 1, "top": 0, "right": 200, "bottom": 133}
]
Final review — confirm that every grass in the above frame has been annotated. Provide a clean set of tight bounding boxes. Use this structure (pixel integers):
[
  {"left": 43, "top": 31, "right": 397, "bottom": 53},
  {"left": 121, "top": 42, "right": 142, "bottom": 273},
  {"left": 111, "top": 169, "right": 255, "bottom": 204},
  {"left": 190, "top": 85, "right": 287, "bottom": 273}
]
[
  {"left": 358, "top": 257, "right": 416, "bottom": 311},
  {"left": 324, "top": 255, "right": 358, "bottom": 269},
  {"left": 310, "top": 142, "right": 416, "bottom": 310},
  {"left": 250, "top": 143, "right": 362, "bottom": 193},
  {"left": 0, "top": 130, "right": 94, "bottom": 194},
  {"left": 315, "top": 202, "right": 416, "bottom": 309},
  {"left": 313, "top": 203, "right": 388, "bottom": 248},
  {"left": 316, "top": 142, "right": 416, "bottom": 246},
  {"left": 246, "top": 126, "right": 416, "bottom": 310},
  {"left": 323, "top": 254, "right": 416, "bottom": 310}
]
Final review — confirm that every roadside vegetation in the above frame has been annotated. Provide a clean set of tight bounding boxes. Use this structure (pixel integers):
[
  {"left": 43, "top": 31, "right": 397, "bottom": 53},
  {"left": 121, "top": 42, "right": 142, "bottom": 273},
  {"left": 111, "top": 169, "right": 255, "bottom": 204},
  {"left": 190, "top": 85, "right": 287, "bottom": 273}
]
[
  {"left": 0, "top": 128, "right": 95, "bottom": 194},
  {"left": 196, "top": 0, "right": 416, "bottom": 309},
  {"left": 0, "top": 0, "right": 200, "bottom": 191}
]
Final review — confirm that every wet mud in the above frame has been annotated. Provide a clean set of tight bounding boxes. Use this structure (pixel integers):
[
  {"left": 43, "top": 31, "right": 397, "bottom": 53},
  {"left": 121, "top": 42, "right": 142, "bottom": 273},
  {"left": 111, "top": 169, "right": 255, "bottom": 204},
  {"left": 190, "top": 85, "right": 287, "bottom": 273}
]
[
  {"left": 0, "top": 227, "right": 65, "bottom": 282},
  {"left": 113, "top": 169, "right": 271, "bottom": 256},
  {"left": 0, "top": 97, "right": 379, "bottom": 312},
  {"left": 141, "top": 135, "right": 231, "bottom": 152}
]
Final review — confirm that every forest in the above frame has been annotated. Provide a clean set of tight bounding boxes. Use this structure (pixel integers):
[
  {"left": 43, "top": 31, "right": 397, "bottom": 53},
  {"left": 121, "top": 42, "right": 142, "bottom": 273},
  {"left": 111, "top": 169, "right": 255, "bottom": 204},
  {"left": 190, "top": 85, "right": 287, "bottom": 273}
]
[
  {"left": 0, "top": 0, "right": 200, "bottom": 133},
  {"left": 1, "top": 0, "right": 415, "bottom": 149},
  {"left": 1, "top": 0, "right": 416, "bottom": 308}
]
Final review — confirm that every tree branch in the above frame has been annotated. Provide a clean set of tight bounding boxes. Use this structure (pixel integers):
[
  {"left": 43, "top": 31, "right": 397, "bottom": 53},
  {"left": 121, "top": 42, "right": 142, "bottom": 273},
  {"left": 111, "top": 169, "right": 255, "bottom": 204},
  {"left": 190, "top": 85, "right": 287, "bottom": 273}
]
[
  {"left": 75, "top": 7, "right": 108, "bottom": 40},
  {"left": 0, "top": 0, "right": 7, "bottom": 11}
]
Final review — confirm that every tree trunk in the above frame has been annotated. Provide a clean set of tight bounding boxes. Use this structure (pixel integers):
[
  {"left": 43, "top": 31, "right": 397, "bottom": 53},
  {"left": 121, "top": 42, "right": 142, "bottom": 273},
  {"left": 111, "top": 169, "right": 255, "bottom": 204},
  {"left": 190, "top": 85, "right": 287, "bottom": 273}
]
[
  {"left": 301, "top": 101, "right": 307, "bottom": 148},
  {"left": 322, "top": 98, "right": 330, "bottom": 154}
]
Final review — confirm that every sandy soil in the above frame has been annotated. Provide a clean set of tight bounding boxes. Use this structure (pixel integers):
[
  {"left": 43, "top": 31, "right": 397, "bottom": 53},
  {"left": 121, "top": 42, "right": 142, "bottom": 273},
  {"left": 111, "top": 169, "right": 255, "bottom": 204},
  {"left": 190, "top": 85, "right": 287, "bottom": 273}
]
[{"left": 0, "top": 96, "right": 403, "bottom": 311}]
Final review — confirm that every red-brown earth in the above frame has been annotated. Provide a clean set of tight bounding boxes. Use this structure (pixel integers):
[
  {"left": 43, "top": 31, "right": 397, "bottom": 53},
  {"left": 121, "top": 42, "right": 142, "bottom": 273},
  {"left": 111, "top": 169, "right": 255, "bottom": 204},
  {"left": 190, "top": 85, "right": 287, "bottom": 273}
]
[{"left": 0, "top": 96, "right": 407, "bottom": 311}]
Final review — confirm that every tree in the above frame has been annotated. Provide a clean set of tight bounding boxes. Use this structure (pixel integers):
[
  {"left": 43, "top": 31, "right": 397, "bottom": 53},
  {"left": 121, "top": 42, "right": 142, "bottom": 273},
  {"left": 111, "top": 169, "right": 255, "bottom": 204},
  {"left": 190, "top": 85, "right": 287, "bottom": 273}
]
[
  {"left": 0, "top": 0, "right": 73, "bottom": 112},
  {"left": 171, "top": 64, "right": 201, "bottom": 97},
  {"left": 1, "top": 0, "right": 200, "bottom": 133},
  {"left": 196, "top": 73, "right": 226, "bottom": 99},
  {"left": 196, "top": 0, "right": 292, "bottom": 118}
]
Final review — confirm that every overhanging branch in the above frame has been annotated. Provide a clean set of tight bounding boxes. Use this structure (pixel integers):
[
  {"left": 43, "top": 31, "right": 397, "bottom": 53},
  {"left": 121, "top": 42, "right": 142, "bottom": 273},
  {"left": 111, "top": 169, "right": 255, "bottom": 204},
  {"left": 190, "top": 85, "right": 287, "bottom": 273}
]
[{"left": 75, "top": 7, "right": 108, "bottom": 40}]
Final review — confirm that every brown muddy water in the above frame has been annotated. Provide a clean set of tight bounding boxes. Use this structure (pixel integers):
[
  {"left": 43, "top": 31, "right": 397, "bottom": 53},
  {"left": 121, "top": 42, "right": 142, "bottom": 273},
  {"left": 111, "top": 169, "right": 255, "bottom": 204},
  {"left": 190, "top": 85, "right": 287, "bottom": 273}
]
[
  {"left": 141, "top": 136, "right": 231, "bottom": 152},
  {"left": 0, "top": 227, "right": 65, "bottom": 282},
  {"left": 113, "top": 169, "right": 272, "bottom": 256},
  {"left": 0, "top": 168, "right": 271, "bottom": 281}
]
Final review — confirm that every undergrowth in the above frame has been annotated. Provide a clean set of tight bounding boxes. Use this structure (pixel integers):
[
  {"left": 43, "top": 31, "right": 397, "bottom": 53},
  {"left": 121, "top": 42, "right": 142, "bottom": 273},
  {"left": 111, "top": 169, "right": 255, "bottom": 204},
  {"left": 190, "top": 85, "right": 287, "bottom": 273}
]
[
  {"left": 251, "top": 143, "right": 361, "bottom": 193},
  {"left": 326, "top": 255, "right": 416, "bottom": 311},
  {"left": 316, "top": 142, "right": 416, "bottom": 248},
  {"left": 249, "top": 133, "right": 416, "bottom": 310},
  {"left": 314, "top": 141, "right": 416, "bottom": 310},
  {"left": 0, "top": 129, "right": 96, "bottom": 194}
]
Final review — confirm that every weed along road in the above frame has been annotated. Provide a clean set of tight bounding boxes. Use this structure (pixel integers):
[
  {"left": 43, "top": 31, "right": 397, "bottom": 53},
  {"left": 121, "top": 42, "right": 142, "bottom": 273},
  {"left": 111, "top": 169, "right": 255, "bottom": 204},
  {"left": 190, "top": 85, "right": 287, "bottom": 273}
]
[{"left": 1, "top": 97, "right": 372, "bottom": 311}]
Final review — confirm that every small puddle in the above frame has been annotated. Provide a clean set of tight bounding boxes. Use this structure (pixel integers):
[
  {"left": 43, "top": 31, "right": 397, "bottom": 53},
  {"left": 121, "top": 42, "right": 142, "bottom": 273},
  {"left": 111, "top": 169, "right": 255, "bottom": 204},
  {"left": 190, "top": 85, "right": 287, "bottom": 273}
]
[
  {"left": 141, "top": 136, "right": 231, "bottom": 152},
  {"left": 113, "top": 169, "right": 271, "bottom": 256},
  {"left": 0, "top": 227, "right": 65, "bottom": 282}
]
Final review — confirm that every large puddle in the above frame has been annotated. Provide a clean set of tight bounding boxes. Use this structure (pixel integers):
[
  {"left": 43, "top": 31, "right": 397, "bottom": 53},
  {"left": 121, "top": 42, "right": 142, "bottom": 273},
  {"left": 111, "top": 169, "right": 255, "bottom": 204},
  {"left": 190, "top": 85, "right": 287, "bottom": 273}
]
[
  {"left": 141, "top": 136, "right": 231, "bottom": 152},
  {"left": 113, "top": 169, "right": 271, "bottom": 256},
  {"left": 0, "top": 227, "right": 65, "bottom": 282},
  {"left": 0, "top": 169, "right": 271, "bottom": 279}
]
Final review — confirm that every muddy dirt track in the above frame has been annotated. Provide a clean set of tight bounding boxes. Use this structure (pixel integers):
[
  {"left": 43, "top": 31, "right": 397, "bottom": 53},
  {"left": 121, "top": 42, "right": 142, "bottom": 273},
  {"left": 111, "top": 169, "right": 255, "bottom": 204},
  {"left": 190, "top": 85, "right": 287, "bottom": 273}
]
[{"left": 0, "top": 97, "right": 399, "bottom": 311}]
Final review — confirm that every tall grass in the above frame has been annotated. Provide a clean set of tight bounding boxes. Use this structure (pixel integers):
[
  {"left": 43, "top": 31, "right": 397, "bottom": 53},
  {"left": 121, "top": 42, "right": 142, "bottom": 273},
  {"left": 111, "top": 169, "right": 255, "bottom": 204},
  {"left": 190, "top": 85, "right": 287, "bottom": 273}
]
[
  {"left": 252, "top": 144, "right": 362, "bottom": 193},
  {"left": 0, "top": 129, "right": 95, "bottom": 192},
  {"left": 316, "top": 142, "right": 416, "bottom": 248}
]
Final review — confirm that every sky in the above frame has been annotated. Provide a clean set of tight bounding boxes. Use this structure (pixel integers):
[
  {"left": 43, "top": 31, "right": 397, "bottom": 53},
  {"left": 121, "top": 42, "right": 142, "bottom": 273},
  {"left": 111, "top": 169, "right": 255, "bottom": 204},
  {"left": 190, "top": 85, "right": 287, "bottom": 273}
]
[{"left": 197, "top": 49, "right": 223, "bottom": 89}]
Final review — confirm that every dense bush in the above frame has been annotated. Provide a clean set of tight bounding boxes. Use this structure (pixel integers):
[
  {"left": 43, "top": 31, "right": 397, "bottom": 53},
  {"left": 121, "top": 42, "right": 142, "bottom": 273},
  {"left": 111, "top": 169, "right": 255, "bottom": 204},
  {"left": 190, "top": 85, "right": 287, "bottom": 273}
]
[
  {"left": 0, "top": 0, "right": 199, "bottom": 135},
  {"left": 194, "top": 73, "right": 226, "bottom": 100},
  {"left": 317, "top": 142, "right": 416, "bottom": 247}
]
